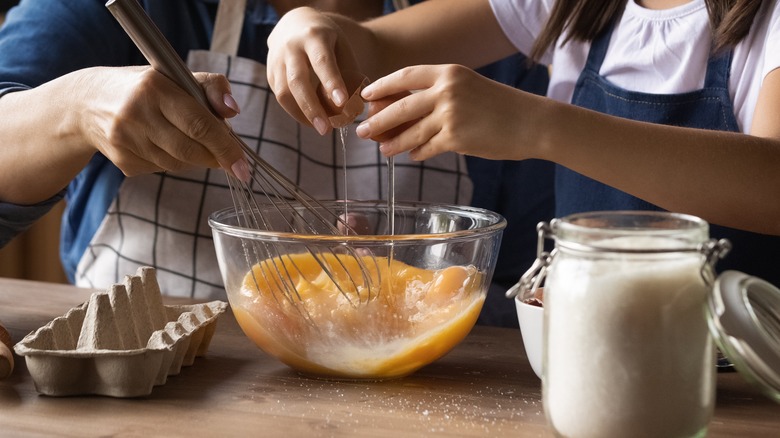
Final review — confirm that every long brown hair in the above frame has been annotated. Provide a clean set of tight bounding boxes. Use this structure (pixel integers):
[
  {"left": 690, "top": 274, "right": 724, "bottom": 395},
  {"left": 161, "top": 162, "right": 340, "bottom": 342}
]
[{"left": 529, "top": 0, "right": 763, "bottom": 62}]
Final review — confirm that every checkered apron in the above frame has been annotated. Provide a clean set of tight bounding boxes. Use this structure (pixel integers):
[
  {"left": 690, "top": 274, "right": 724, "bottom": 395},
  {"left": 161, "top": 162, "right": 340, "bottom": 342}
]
[{"left": 74, "top": 0, "right": 472, "bottom": 299}]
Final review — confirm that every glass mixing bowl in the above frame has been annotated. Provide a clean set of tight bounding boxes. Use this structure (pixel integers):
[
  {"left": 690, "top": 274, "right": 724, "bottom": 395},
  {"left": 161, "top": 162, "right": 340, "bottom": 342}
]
[{"left": 209, "top": 200, "right": 505, "bottom": 380}]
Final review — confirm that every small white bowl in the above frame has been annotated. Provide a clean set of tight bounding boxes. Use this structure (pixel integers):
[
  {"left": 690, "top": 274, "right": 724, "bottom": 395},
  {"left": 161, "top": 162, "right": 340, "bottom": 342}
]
[{"left": 514, "top": 297, "right": 543, "bottom": 379}]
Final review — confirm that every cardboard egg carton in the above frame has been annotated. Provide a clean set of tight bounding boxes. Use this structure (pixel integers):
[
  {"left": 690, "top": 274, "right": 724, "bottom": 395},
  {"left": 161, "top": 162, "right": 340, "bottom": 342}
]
[{"left": 14, "top": 267, "right": 227, "bottom": 397}]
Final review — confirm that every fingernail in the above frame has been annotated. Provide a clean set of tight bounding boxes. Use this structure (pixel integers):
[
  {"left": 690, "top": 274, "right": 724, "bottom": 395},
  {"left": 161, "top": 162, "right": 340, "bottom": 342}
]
[
  {"left": 378, "top": 142, "right": 391, "bottom": 155},
  {"left": 332, "top": 89, "right": 347, "bottom": 107},
  {"left": 223, "top": 93, "right": 240, "bottom": 114},
  {"left": 361, "top": 84, "right": 375, "bottom": 98},
  {"left": 313, "top": 117, "right": 329, "bottom": 136},
  {"left": 356, "top": 121, "right": 369, "bottom": 138},
  {"left": 231, "top": 158, "right": 251, "bottom": 183}
]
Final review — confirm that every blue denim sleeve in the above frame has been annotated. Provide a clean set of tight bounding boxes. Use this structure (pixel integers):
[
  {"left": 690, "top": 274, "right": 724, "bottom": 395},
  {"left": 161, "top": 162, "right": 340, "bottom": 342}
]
[
  {"left": 0, "top": 0, "right": 136, "bottom": 248},
  {"left": 0, "top": 193, "right": 66, "bottom": 248},
  {"left": 0, "top": 0, "right": 139, "bottom": 87}
]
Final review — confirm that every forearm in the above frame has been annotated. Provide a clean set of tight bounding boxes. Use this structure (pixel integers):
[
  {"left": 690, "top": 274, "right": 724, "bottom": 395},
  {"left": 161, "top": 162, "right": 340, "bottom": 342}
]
[
  {"left": 535, "top": 100, "right": 780, "bottom": 235},
  {"left": 0, "top": 71, "right": 95, "bottom": 205},
  {"left": 333, "top": 0, "right": 516, "bottom": 79}
]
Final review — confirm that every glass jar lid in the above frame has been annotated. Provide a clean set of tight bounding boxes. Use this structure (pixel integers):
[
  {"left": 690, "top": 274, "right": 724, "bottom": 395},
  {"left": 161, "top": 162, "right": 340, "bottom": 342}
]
[{"left": 710, "top": 271, "right": 780, "bottom": 403}]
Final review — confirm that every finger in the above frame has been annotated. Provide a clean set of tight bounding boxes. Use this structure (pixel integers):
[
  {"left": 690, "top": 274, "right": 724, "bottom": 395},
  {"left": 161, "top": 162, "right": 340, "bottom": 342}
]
[
  {"left": 365, "top": 92, "right": 411, "bottom": 118},
  {"left": 406, "top": 140, "right": 442, "bottom": 162},
  {"left": 356, "top": 91, "right": 433, "bottom": 146},
  {"left": 338, "top": 212, "right": 371, "bottom": 235},
  {"left": 109, "top": 109, "right": 211, "bottom": 174},
  {"left": 298, "top": 32, "right": 364, "bottom": 131},
  {"left": 124, "top": 164, "right": 168, "bottom": 178},
  {"left": 158, "top": 84, "right": 246, "bottom": 174},
  {"left": 323, "top": 71, "right": 369, "bottom": 128},
  {"left": 376, "top": 94, "right": 447, "bottom": 161},
  {"left": 285, "top": 55, "right": 333, "bottom": 135},
  {"left": 102, "top": 142, "right": 169, "bottom": 177},
  {"left": 131, "top": 158, "right": 169, "bottom": 176},
  {"left": 304, "top": 30, "right": 349, "bottom": 109},
  {"left": 363, "top": 92, "right": 417, "bottom": 142},
  {"left": 379, "top": 118, "right": 442, "bottom": 161},
  {"left": 271, "top": 65, "right": 317, "bottom": 127},
  {"left": 360, "top": 66, "right": 438, "bottom": 101},
  {"left": 145, "top": 115, "right": 220, "bottom": 169},
  {"left": 196, "top": 72, "right": 240, "bottom": 118}
]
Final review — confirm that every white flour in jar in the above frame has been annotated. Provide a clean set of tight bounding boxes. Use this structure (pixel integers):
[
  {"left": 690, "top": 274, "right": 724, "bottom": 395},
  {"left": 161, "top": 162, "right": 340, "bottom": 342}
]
[{"left": 543, "top": 237, "right": 714, "bottom": 438}]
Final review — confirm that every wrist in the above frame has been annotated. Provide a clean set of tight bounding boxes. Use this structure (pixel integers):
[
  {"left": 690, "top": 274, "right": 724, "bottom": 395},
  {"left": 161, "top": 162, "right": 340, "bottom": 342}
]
[
  {"left": 512, "top": 91, "right": 557, "bottom": 161},
  {"left": 64, "top": 68, "right": 106, "bottom": 159}
]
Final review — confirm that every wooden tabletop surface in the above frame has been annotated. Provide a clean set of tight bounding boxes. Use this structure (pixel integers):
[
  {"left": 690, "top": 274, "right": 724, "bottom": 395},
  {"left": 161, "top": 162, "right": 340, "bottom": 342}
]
[{"left": 0, "top": 277, "right": 777, "bottom": 437}]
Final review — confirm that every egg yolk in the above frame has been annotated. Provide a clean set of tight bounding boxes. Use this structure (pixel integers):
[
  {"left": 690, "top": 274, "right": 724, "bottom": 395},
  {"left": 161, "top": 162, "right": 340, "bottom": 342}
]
[{"left": 232, "top": 253, "right": 485, "bottom": 379}]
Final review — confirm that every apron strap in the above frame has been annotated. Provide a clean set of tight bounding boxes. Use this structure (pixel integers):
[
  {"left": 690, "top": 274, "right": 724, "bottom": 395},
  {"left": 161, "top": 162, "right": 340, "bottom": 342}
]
[
  {"left": 582, "top": 20, "right": 616, "bottom": 74},
  {"left": 211, "top": 0, "right": 248, "bottom": 56},
  {"left": 703, "top": 50, "right": 732, "bottom": 90}
]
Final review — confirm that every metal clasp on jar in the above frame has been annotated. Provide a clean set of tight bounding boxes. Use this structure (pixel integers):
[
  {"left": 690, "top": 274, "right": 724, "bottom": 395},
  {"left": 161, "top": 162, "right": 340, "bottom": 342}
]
[
  {"left": 506, "top": 220, "right": 733, "bottom": 301},
  {"left": 700, "top": 238, "right": 732, "bottom": 286},
  {"left": 506, "top": 221, "right": 555, "bottom": 301}
]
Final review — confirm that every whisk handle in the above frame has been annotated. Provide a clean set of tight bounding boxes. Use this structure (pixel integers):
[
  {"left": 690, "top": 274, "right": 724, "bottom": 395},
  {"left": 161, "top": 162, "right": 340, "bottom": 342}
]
[{"left": 105, "top": 0, "right": 212, "bottom": 110}]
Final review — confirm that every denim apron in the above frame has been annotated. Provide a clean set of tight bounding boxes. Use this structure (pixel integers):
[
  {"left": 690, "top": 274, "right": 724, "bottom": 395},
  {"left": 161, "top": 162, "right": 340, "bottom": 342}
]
[{"left": 556, "top": 22, "right": 780, "bottom": 285}]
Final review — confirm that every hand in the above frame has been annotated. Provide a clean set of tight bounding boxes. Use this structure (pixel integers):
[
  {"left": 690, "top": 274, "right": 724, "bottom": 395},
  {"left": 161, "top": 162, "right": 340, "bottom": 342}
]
[
  {"left": 78, "top": 66, "right": 246, "bottom": 177},
  {"left": 267, "top": 7, "right": 362, "bottom": 135},
  {"left": 337, "top": 212, "right": 372, "bottom": 235},
  {"left": 355, "top": 64, "right": 537, "bottom": 161}
]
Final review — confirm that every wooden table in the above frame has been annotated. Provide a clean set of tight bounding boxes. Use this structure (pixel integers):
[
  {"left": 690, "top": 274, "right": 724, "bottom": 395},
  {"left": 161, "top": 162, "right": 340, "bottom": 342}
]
[{"left": 0, "top": 278, "right": 777, "bottom": 437}]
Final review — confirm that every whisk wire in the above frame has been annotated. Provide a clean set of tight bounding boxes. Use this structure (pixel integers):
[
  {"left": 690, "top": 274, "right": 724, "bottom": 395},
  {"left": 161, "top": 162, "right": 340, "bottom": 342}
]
[{"left": 230, "top": 139, "right": 381, "bottom": 306}]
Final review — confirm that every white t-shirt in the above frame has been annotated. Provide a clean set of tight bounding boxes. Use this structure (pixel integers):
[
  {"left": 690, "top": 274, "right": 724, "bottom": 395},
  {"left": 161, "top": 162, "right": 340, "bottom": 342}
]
[{"left": 489, "top": 0, "right": 780, "bottom": 133}]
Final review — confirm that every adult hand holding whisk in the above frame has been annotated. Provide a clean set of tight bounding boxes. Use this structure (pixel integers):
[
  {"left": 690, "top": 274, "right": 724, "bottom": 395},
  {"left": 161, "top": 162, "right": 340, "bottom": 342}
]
[
  {"left": 0, "top": 62, "right": 249, "bottom": 207},
  {"left": 106, "top": 0, "right": 381, "bottom": 304}
]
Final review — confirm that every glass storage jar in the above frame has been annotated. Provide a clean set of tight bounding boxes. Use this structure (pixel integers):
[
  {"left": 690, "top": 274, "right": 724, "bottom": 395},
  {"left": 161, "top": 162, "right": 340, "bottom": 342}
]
[{"left": 519, "top": 211, "right": 730, "bottom": 438}]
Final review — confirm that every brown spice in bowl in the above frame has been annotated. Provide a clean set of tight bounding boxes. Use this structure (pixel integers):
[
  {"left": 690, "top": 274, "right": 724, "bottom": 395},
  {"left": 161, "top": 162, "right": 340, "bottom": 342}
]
[{"left": 524, "top": 288, "right": 545, "bottom": 308}]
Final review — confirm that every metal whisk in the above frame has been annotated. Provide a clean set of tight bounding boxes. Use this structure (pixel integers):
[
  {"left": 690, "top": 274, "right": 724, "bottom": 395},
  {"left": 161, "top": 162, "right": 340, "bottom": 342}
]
[{"left": 106, "top": 0, "right": 380, "bottom": 307}]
